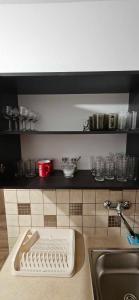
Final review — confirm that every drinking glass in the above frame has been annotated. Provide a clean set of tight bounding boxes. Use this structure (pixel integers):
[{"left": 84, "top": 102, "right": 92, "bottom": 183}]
[
  {"left": 2, "top": 106, "right": 13, "bottom": 131},
  {"left": 19, "top": 106, "right": 29, "bottom": 131},
  {"left": 116, "top": 154, "right": 128, "bottom": 182},
  {"left": 15, "top": 160, "right": 25, "bottom": 177},
  {"left": 62, "top": 163, "right": 75, "bottom": 178},
  {"left": 24, "top": 159, "right": 36, "bottom": 178},
  {"left": 93, "top": 113, "right": 105, "bottom": 130},
  {"left": 104, "top": 156, "right": 115, "bottom": 180},
  {"left": 95, "top": 156, "right": 105, "bottom": 181},
  {"left": 126, "top": 156, "right": 136, "bottom": 181},
  {"left": 118, "top": 112, "right": 127, "bottom": 130},
  {"left": 12, "top": 107, "right": 19, "bottom": 131}
]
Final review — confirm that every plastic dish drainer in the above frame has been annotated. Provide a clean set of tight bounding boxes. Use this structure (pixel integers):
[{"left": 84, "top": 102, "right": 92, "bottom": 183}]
[{"left": 11, "top": 228, "right": 75, "bottom": 277}]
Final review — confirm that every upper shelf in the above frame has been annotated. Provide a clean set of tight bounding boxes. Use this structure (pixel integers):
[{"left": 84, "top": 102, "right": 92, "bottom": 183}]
[
  {"left": 0, "top": 71, "right": 139, "bottom": 94},
  {"left": 0, "top": 130, "right": 139, "bottom": 135}
]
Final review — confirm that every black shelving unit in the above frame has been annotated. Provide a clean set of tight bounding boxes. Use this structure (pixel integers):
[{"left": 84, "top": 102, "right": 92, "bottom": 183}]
[
  {"left": 0, "top": 171, "right": 138, "bottom": 190},
  {"left": 0, "top": 130, "right": 139, "bottom": 135},
  {"left": 0, "top": 71, "right": 139, "bottom": 189}
]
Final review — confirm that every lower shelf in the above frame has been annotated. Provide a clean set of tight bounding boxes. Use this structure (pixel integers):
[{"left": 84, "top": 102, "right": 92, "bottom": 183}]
[{"left": 0, "top": 170, "right": 139, "bottom": 189}]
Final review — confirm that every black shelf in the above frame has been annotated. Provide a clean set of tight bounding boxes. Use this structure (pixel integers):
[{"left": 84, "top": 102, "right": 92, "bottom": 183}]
[
  {"left": 0, "top": 130, "right": 139, "bottom": 135},
  {"left": 0, "top": 71, "right": 139, "bottom": 94},
  {"left": 0, "top": 170, "right": 139, "bottom": 189}
]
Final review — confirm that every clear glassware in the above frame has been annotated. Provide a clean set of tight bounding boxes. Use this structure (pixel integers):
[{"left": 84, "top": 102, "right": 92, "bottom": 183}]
[
  {"left": 12, "top": 107, "right": 19, "bottom": 131},
  {"left": 62, "top": 163, "right": 75, "bottom": 178},
  {"left": 15, "top": 160, "right": 25, "bottom": 177},
  {"left": 2, "top": 106, "right": 13, "bottom": 131},
  {"left": 104, "top": 156, "right": 115, "bottom": 180},
  {"left": 94, "top": 156, "right": 105, "bottom": 181},
  {"left": 126, "top": 156, "right": 136, "bottom": 181},
  {"left": 93, "top": 113, "right": 105, "bottom": 130},
  {"left": 90, "top": 156, "right": 96, "bottom": 176},
  {"left": 24, "top": 159, "right": 36, "bottom": 178},
  {"left": 118, "top": 112, "right": 128, "bottom": 130},
  {"left": 32, "top": 112, "right": 39, "bottom": 131},
  {"left": 116, "top": 154, "right": 128, "bottom": 182},
  {"left": 19, "top": 106, "right": 29, "bottom": 131}
]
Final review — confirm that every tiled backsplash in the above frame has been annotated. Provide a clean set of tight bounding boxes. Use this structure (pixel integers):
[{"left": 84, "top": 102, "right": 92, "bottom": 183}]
[{"left": 3, "top": 189, "right": 139, "bottom": 251}]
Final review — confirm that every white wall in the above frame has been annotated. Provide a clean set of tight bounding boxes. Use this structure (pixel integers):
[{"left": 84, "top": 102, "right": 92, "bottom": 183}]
[
  {"left": 0, "top": 0, "right": 138, "bottom": 72},
  {"left": 19, "top": 93, "right": 128, "bottom": 169}
]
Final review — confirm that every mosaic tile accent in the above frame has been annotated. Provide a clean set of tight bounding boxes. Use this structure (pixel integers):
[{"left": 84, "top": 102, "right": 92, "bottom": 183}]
[
  {"left": 108, "top": 215, "right": 121, "bottom": 227},
  {"left": 4, "top": 189, "right": 139, "bottom": 252},
  {"left": 18, "top": 203, "right": 31, "bottom": 215},
  {"left": 69, "top": 203, "right": 82, "bottom": 215},
  {"left": 44, "top": 215, "right": 57, "bottom": 227}
]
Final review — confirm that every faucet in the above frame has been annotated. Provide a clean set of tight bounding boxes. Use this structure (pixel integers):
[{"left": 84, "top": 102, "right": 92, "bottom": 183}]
[{"left": 104, "top": 200, "right": 135, "bottom": 238}]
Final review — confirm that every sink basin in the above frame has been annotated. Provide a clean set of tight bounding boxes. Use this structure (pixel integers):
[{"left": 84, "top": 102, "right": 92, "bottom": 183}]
[{"left": 89, "top": 249, "right": 139, "bottom": 300}]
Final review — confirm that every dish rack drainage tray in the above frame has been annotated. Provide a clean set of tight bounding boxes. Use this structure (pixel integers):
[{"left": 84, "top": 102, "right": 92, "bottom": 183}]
[{"left": 12, "top": 228, "right": 75, "bottom": 277}]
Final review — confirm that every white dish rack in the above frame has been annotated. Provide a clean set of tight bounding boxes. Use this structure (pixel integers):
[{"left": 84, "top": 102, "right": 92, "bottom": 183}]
[{"left": 11, "top": 228, "right": 75, "bottom": 277}]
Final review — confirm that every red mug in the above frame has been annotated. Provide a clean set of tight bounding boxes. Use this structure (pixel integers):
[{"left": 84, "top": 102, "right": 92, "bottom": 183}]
[{"left": 38, "top": 160, "right": 53, "bottom": 178}]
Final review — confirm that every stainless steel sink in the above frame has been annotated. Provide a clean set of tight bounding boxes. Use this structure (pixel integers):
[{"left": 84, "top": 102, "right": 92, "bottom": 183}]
[{"left": 89, "top": 249, "right": 139, "bottom": 300}]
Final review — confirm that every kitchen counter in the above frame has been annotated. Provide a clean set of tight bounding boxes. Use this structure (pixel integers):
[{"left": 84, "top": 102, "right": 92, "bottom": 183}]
[{"left": 0, "top": 232, "right": 136, "bottom": 300}]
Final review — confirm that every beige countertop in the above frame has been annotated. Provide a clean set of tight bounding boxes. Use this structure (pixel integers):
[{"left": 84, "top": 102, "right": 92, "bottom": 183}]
[{"left": 0, "top": 232, "right": 136, "bottom": 300}]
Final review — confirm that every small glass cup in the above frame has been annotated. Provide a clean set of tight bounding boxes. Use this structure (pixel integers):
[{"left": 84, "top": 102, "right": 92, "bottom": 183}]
[
  {"left": 95, "top": 156, "right": 105, "bottom": 181},
  {"left": 62, "top": 164, "right": 75, "bottom": 178}
]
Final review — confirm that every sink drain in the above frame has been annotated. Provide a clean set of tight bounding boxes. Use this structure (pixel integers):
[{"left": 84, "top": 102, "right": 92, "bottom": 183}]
[{"left": 124, "top": 294, "right": 137, "bottom": 300}]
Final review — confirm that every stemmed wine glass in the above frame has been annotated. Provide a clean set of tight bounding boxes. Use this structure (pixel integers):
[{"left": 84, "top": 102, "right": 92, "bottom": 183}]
[
  {"left": 12, "top": 107, "right": 19, "bottom": 131},
  {"left": 19, "top": 106, "right": 29, "bottom": 131},
  {"left": 2, "top": 106, "right": 13, "bottom": 131}
]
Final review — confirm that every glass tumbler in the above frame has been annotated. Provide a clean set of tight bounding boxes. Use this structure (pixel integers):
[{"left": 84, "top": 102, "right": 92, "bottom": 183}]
[
  {"left": 24, "top": 159, "right": 36, "bottom": 178},
  {"left": 116, "top": 154, "right": 128, "bottom": 182},
  {"left": 95, "top": 156, "right": 105, "bottom": 181},
  {"left": 126, "top": 156, "right": 136, "bottom": 181},
  {"left": 104, "top": 156, "right": 115, "bottom": 180},
  {"left": 118, "top": 112, "right": 127, "bottom": 130}
]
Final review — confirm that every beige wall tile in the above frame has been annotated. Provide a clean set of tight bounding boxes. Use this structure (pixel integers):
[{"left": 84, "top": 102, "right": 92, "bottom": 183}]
[
  {"left": 96, "top": 190, "right": 109, "bottom": 203},
  {"left": 83, "top": 190, "right": 96, "bottom": 203},
  {"left": 19, "top": 215, "right": 31, "bottom": 226},
  {"left": 8, "top": 237, "right": 17, "bottom": 251},
  {"left": 96, "top": 203, "right": 108, "bottom": 216},
  {"left": 134, "top": 216, "right": 139, "bottom": 227},
  {"left": 7, "top": 226, "right": 19, "bottom": 238},
  {"left": 57, "top": 216, "right": 69, "bottom": 227},
  {"left": 83, "top": 204, "right": 95, "bottom": 215},
  {"left": 83, "top": 228, "right": 95, "bottom": 237},
  {"left": 56, "top": 190, "right": 70, "bottom": 203},
  {"left": 30, "top": 190, "right": 43, "bottom": 203},
  {"left": 135, "top": 204, "right": 139, "bottom": 216},
  {"left": 70, "top": 190, "right": 82, "bottom": 203},
  {"left": 123, "top": 190, "right": 136, "bottom": 204},
  {"left": 57, "top": 203, "right": 69, "bottom": 216},
  {"left": 136, "top": 190, "right": 139, "bottom": 203},
  {"left": 70, "top": 216, "right": 82, "bottom": 227},
  {"left": 4, "top": 190, "right": 17, "bottom": 203},
  {"left": 31, "top": 215, "right": 44, "bottom": 227},
  {"left": 108, "top": 228, "right": 121, "bottom": 237},
  {"left": 121, "top": 228, "right": 129, "bottom": 236},
  {"left": 109, "top": 190, "right": 123, "bottom": 202},
  {"left": 17, "top": 190, "right": 30, "bottom": 203},
  {"left": 43, "top": 190, "right": 56, "bottom": 204},
  {"left": 31, "top": 203, "right": 43, "bottom": 215},
  {"left": 96, "top": 215, "right": 108, "bottom": 227},
  {"left": 6, "top": 215, "right": 18, "bottom": 226},
  {"left": 121, "top": 215, "right": 134, "bottom": 228},
  {"left": 19, "top": 227, "right": 30, "bottom": 233},
  {"left": 83, "top": 216, "right": 95, "bottom": 227},
  {"left": 44, "top": 203, "right": 56, "bottom": 215},
  {"left": 95, "top": 228, "right": 108, "bottom": 237},
  {"left": 5, "top": 203, "right": 18, "bottom": 215},
  {"left": 70, "top": 227, "right": 83, "bottom": 234},
  {"left": 124, "top": 204, "right": 135, "bottom": 216}
]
